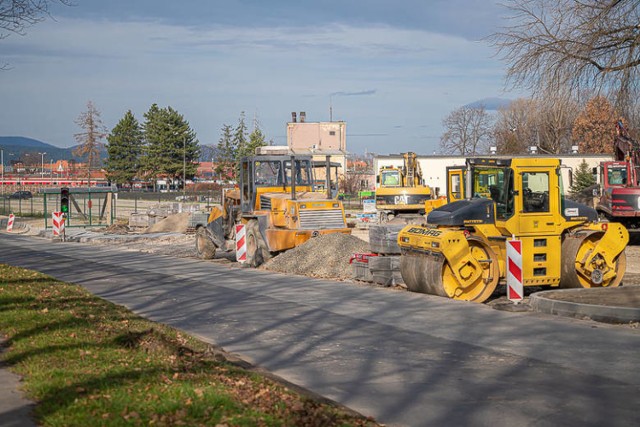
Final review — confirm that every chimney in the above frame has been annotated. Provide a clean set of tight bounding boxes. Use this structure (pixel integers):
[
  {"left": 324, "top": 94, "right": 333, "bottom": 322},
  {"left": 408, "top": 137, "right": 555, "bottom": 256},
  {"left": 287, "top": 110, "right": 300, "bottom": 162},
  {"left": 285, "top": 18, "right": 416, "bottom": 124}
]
[
  {"left": 291, "top": 112, "right": 297, "bottom": 123},
  {"left": 300, "top": 111, "right": 306, "bottom": 123}
]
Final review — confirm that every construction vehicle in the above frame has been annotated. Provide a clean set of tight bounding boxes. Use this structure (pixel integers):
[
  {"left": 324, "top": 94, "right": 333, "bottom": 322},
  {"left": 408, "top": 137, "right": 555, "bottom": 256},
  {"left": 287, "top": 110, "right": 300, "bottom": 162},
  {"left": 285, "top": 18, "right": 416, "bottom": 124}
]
[
  {"left": 397, "top": 157, "right": 628, "bottom": 303},
  {"left": 195, "top": 153, "right": 351, "bottom": 267},
  {"left": 375, "top": 152, "right": 439, "bottom": 221},
  {"left": 595, "top": 121, "right": 640, "bottom": 228}
]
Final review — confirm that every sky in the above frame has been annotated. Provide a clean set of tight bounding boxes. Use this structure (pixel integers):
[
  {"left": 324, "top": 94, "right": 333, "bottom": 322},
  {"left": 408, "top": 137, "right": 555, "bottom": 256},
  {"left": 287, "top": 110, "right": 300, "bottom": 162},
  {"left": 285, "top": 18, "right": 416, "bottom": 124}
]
[{"left": 0, "top": 0, "right": 527, "bottom": 156}]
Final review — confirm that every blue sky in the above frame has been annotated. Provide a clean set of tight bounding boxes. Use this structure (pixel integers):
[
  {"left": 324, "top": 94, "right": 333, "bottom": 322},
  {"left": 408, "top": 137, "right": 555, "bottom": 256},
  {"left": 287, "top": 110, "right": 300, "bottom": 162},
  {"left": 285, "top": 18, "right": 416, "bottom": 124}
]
[{"left": 0, "top": 0, "right": 525, "bottom": 155}]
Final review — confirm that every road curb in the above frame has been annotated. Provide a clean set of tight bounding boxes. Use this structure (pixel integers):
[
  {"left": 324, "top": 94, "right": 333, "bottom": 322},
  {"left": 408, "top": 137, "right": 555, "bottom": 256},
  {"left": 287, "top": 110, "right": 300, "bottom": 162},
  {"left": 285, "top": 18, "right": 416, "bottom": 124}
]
[{"left": 530, "top": 289, "right": 640, "bottom": 324}]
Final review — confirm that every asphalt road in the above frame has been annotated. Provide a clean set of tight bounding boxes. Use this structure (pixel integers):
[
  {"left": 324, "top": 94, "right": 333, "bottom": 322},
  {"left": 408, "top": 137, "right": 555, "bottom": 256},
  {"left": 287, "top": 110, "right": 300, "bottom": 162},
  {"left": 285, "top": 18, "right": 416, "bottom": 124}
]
[{"left": 1, "top": 234, "right": 639, "bottom": 427}]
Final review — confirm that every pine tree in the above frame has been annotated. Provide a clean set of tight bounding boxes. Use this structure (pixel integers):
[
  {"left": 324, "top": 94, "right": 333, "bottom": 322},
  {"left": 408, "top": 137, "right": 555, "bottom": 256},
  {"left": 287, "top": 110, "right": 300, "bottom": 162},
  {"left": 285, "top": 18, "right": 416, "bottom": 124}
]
[
  {"left": 73, "top": 100, "right": 107, "bottom": 186},
  {"left": 570, "top": 159, "right": 597, "bottom": 195},
  {"left": 233, "top": 111, "right": 249, "bottom": 165},
  {"left": 245, "top": 117, "right": 269, "bottom": 157},
  {"left": 141, "top": 104, "right": 200, "bottom": 190},
  {"left": 105, "top": 110, "right": 143, "bottom": 187},
  {"left": 214, "top": 124, "right": 236, "bottom": 182}
]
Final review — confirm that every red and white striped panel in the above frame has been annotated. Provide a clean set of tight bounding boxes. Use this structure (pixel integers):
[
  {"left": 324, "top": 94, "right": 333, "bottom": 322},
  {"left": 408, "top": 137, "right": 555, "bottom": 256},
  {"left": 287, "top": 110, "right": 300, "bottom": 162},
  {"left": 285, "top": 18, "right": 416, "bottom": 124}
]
[
  {"left": 6, "top": 214, "right": 15, "bottom": 232},
  {"left": 52, "top": 212, "right": 65, "bottom": 236},
  {"left": 506, "top": 239, "right": 524, "bottom": 303},
  {"left": 235, "top": 224, "right": 247, "bottom": 263}
]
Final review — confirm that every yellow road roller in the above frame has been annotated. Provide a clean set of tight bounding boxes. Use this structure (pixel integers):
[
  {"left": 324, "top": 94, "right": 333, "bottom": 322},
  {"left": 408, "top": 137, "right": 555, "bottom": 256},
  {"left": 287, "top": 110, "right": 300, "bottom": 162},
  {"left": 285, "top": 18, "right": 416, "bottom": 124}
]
[{"left": 397, "top": 157, "right": 628, "bottom": 303}]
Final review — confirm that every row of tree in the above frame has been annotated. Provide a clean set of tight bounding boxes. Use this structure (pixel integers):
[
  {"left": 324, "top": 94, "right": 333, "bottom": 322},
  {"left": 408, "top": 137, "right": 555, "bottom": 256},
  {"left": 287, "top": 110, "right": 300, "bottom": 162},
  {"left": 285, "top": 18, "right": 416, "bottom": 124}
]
[
  {"left": 440, "top": 94, "right": 637, "bottom": 156},
  {"left": 73, "top": 101, "right": 271, "bottom": 188}
]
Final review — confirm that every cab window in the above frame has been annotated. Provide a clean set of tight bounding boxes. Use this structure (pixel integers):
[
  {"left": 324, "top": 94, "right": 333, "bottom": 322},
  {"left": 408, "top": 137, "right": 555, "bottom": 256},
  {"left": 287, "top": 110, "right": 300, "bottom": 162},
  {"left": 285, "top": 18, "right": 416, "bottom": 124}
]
[{"left": 522, "top": 172, "right": 549, "bottom": 213}]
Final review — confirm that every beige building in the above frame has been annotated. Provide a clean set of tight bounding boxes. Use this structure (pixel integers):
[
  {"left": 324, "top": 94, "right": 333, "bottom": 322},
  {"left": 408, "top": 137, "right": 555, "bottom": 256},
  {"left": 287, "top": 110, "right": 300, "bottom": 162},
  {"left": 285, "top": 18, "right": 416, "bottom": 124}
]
[{"left": 286, "top": 112, "right": 347, "bottom": 170}]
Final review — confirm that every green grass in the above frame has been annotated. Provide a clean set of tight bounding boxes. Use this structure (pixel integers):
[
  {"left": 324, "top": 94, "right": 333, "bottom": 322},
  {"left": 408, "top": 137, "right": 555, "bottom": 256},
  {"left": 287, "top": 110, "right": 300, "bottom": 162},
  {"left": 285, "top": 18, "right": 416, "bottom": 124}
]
[{"left": 0, "top": 265, "right": 378, "bottom": 427}]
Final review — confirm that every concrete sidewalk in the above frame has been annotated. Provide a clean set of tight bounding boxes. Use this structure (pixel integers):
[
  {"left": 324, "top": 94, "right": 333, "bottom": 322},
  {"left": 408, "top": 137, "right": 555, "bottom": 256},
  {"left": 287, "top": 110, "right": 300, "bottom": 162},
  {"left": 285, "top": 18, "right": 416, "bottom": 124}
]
[{"left": 0, "top": 338, "right": 37, "bottom": 427}]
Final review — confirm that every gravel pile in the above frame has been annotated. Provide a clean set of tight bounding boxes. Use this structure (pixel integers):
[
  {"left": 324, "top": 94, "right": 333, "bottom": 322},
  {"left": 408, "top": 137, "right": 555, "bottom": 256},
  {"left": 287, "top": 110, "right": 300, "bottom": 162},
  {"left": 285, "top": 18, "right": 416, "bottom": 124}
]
[
  {"left": 261, "top": 232, "right": 369, "bottom": 279},
  {"left": 145, "top": 212, "right": 191, "bottom": 233}
]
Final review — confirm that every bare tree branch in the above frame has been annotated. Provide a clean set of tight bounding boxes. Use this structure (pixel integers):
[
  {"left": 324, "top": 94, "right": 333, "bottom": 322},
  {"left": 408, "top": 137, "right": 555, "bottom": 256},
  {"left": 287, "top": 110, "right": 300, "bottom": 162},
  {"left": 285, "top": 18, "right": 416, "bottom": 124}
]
[
  {"left": 440, "top": 106, "right": 494, "bottom": 155},
  {"left": 0, "top": 0, "right": 71, "bottom": 38},
  {"left": 491, "top": 0, "right": 640, "bottom": 115}
]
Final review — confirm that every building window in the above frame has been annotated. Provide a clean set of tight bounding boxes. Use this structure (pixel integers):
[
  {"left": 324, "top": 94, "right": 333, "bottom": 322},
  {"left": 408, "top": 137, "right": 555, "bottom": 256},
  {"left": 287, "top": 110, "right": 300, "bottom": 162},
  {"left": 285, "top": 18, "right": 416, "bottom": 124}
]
[{"left": 329, "top": 131, "right": 336, "bottom": 136}]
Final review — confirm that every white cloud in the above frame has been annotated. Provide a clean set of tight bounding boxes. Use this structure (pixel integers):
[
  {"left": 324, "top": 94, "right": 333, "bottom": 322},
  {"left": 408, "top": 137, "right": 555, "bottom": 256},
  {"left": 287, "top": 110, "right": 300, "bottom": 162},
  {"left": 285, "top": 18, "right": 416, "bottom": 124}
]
[{"left": 0, "top": 17, "right": 517, "bottom": 153}]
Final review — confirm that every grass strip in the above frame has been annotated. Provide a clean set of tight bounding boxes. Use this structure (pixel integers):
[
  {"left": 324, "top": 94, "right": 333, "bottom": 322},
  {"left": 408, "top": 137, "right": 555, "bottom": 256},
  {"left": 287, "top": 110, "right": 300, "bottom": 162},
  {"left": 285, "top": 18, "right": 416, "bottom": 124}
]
[{"left": 0, "top": 264, "right": 378, "bottom": 427}]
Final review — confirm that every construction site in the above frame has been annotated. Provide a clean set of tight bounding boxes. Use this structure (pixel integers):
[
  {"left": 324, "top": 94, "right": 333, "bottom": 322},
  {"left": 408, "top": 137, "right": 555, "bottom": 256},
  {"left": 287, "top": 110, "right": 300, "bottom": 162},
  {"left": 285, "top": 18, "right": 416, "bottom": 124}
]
[{"left": 3, "top": 144, "right": 640, "bottom": 323}]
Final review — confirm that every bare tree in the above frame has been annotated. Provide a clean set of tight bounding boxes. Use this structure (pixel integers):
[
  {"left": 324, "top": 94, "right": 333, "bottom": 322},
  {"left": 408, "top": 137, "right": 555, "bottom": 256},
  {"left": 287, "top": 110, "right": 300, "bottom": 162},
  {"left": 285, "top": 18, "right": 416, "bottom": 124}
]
[
  {"left": 440, "top": 107, "right": 492, "bottom": 155},
  {"left": 440, "top": 106, "right": 493, "bottom": 155},
  {"left": 536, "top": 88, "right": 580, "bottom": 153},
  {"left": 74, "top": 100, "right": 107, "bottom": 186},
  {"left": 493, "top": 98, "right": 538, "bottom": 154},
  {"left": 0, "top": 0, "right": 71, "bottom": 38},
  {"left": 491, "top": 0, "right": 640, "bottom": 116}
]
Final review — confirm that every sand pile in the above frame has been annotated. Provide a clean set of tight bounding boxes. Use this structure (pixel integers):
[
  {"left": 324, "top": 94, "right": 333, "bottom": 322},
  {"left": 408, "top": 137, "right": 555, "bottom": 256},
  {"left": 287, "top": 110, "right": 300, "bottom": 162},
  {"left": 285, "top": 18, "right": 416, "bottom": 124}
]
[
  {"left": 145, "top": 212, "right": 191, "bottom": 233},
  {"left": 261, "top": 232, "right": 369, "bottom": 279}
]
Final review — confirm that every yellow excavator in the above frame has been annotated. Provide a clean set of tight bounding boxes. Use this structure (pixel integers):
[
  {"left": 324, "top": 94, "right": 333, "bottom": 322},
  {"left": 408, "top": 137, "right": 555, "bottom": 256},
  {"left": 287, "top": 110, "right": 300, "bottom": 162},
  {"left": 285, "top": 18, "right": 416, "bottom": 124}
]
[
  {"left": 398, "top": 157, "right": 628, "bottom": 303},
  {"left": 375, "top": 152, "right": 441, "bottom": 222},
  {"left": 195, "top": 153, "right": 350, "bottom": 267}
]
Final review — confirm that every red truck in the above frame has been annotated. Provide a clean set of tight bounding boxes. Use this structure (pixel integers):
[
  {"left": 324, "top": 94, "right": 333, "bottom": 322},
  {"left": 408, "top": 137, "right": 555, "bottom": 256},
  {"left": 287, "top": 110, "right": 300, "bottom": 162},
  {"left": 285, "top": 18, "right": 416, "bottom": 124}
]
[{"left": 596, "top": 122, "right": 640, "bottom": 229}]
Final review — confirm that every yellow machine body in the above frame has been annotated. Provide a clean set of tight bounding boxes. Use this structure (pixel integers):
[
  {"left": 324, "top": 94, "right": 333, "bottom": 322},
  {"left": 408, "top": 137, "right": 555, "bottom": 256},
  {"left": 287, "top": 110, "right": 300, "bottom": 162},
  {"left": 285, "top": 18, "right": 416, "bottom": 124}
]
[
  {"left": 375, "top": 152, "right": 436, "bottom": 219},
  {"left": 398, "top": 157, "right": 628, "bottom": 302},
  {"left": 196, "top": 154, "right": 350, "bottom": 267}
]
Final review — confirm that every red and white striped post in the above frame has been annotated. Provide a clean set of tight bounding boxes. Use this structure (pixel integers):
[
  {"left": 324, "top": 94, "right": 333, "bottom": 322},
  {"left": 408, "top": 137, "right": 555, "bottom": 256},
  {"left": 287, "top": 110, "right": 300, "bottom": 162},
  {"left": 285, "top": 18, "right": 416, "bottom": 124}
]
[
  {"left": 52, "top": 212, "right": 65, "bottom": 237},
  {"left": 235, "top": 224, "right": 247, "bottom": 264},
  {"left": 506, "top": 239, "right": 524, "bottom": 303},
  {"left": 6, "top": 214, "right": 15, "bottom": 232}
]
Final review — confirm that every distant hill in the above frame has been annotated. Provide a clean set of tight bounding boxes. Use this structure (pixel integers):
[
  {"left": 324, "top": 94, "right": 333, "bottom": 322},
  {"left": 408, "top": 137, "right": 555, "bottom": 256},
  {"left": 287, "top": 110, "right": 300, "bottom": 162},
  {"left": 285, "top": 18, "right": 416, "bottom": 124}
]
[
  {"left": 1, "top": 136, "right": 219, "bottom": 164},
  {"left": 464, "top": 97, "right": 512, "bottom": 111},
  {"left": 0, "top": 136, "right": 104, "bottom": 163}
]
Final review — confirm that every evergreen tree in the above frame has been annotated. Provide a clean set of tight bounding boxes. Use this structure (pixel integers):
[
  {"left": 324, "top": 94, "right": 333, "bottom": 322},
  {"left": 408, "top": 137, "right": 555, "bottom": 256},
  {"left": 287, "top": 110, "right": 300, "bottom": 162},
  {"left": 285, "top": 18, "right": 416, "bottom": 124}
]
[
  {"left": 214, "top": 124, "right": 236, "bottom": 182},
  {"left": 570, "top": 159, "right": 597, "bottom": 195},
  {"left": 233, "top": 111, "right": 249, "bottom": 165},
  {"left": 105, "top": 110, "right": 143, "bottom": 187},
  {"left": 141, "top": 104, "right": 200, "bottom": 189},
  {"left": 244, "top": 117, "right": 269, "bottom": 158}
]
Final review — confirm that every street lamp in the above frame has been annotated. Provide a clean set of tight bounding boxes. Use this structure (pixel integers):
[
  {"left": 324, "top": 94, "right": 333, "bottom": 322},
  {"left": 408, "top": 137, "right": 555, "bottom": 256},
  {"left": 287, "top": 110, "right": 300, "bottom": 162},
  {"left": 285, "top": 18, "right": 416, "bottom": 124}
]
[
  {"left": 183, "top": 136, "right": 186, "bottom": 201},
  {"left": 38, "top": 152, "right": 46, "bottom": 179}
]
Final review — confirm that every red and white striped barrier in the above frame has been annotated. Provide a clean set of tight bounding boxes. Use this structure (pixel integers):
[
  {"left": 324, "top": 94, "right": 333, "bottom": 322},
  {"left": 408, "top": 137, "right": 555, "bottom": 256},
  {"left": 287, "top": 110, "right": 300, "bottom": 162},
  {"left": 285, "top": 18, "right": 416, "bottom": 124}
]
[
  {"left": 6, "top": 214, "right": 15, "bottom": 232},
  {"left": 235, "top": 224, "right": 247, "bottom": 263},
  {"left": 52, "top": 212, "right": 65, "bottom": 237},
  {"left": 506, "top": 239, "right": 524, "bottom": 303}
]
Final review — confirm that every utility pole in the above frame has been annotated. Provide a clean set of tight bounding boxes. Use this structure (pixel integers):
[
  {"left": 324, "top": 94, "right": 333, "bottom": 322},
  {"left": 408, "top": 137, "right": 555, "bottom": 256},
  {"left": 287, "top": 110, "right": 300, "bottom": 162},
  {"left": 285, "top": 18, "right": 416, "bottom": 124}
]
[
  {"left": 39, "top": 152, "right": 46, "bottom": 179},
  {"left": 183, "top": 136, "right": 186, "bottom": 202}
]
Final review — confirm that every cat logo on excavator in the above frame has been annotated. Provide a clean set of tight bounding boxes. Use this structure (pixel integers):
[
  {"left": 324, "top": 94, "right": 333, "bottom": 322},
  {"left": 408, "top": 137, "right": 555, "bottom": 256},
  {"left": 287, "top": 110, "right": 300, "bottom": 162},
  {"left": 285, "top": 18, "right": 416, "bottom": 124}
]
[{"left": 398, "top": 157, "right": 628, "bottom": 303}]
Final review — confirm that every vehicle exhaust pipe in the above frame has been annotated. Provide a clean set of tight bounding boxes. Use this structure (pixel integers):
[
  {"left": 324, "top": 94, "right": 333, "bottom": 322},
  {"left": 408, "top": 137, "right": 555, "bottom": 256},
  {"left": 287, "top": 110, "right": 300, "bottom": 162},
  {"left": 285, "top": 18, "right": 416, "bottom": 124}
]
[
  {"left": 326, "top": 155, "right": 331, "bottom": 199},
  {"left": 290, "top": 155, "right": 296, "bottom": 200}
]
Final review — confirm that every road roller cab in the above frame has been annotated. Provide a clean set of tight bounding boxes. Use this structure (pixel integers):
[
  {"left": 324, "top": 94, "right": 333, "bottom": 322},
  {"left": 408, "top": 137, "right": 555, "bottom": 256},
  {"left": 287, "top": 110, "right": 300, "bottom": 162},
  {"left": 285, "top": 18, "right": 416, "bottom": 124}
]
[{"left": 398, "top": 157, "right": 628, "bottom": 303}]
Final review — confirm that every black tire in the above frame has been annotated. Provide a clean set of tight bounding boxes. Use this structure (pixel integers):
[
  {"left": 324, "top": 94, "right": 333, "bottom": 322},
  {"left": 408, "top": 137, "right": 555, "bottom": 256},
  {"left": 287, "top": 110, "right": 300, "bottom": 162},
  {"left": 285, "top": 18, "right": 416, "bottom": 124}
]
[
  {"left": 195, "top": 227, "right": 216, "bottom": 259},
  {"left": 245, "top": 220, "right": 271, "bottom": 267}
]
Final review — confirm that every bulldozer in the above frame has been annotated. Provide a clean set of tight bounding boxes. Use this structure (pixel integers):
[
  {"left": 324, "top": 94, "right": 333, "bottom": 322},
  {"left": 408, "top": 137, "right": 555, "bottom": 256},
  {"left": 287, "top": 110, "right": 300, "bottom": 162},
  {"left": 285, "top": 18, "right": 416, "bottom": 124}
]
[
  {"left": 375, "top": 152, "right": 440, "bottom": 222},
  {"left": 195, "top": 153, "right": 351, "bottom": 267},
  {"left": 398, "top": 157, "right": 628, "bottom": 303}
]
